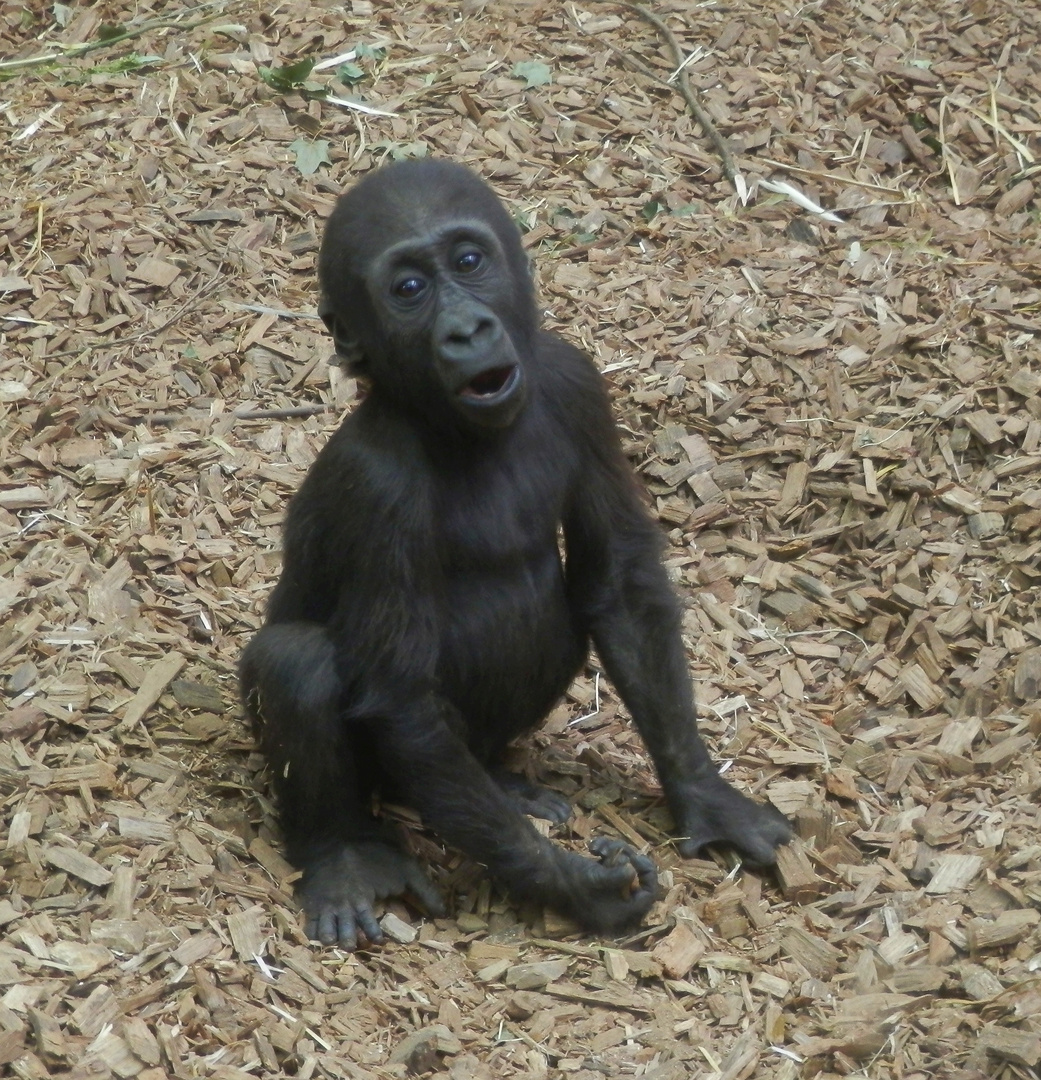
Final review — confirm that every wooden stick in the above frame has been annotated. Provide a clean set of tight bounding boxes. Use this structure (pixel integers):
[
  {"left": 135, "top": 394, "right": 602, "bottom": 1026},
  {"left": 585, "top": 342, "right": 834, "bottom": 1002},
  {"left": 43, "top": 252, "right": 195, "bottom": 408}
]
[{"left": 589, "top": 1, "right": 739, "bottom": 187}]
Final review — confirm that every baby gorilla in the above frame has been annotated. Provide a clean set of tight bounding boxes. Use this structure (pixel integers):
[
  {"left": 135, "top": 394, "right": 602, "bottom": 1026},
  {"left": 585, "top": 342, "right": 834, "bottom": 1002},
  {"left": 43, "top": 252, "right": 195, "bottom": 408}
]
[{"left": 240, "top": 159, "right": 792, "bottom": 948}]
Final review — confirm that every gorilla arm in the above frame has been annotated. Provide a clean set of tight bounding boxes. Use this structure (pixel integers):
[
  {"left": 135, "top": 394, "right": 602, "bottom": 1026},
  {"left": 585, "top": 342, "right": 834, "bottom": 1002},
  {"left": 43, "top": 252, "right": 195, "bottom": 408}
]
[{"left": 558, "top": 347, "right": 793, "bottom": 864}]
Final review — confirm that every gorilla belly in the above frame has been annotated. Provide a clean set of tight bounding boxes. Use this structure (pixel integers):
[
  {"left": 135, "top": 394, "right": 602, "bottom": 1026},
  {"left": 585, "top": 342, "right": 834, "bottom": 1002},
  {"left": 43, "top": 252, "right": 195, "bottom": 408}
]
[{"left": 438, "top": 559, "right": 586, "bottom": 758}]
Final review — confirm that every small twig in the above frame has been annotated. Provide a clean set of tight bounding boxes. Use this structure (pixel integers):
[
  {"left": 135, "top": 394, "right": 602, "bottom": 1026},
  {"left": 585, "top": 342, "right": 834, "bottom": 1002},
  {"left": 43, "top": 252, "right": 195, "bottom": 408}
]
[
  {"left": 938, "top": 96, "right": 962, "bottom": 205},
  {"left": 126, "top": 403, "right": 331, "bottom": 426},
  {"left": 756, "top": 157, "right": 907, "bottom": 197},
  {"left": 230, "top": 303, "right": 322, "bottom": 321},
  {"left": 0, "top": 1, "right": 235, "bottom": 73},
  {"left": 956, "top": 91, "right": 1036, "bottom": 164},
  {"left": 589, "top": 1, "right": 738, "bottom": 187},
  {"left": 233, "top": 404, "right": 330, "bottom": 421}
]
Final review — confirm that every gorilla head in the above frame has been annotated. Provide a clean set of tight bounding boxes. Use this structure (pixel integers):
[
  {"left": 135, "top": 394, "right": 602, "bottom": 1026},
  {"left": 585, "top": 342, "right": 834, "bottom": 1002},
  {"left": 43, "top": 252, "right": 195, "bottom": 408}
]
[{"left": 318, "top": 159, "right": 537, "bottom": 429}]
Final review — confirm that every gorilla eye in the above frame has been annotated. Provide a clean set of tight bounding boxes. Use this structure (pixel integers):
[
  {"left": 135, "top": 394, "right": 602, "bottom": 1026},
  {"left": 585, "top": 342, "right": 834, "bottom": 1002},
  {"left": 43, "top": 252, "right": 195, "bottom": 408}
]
[
  {"left": 393, "top": 276, "right": 426, "bottom": 300},
  {"left": 455, "top": 251, "right": 483, "bottom": 274}
]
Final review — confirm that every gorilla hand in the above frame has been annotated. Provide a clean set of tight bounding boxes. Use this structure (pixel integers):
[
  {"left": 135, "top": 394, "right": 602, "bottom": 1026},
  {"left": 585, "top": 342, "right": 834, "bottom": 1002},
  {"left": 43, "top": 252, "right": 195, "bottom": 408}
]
[
  {"left": 670, "top": 772, "right": 793, "bottom": 865},
  {"left": 539, "top": 837, "right": 659, "bottom": 933}
]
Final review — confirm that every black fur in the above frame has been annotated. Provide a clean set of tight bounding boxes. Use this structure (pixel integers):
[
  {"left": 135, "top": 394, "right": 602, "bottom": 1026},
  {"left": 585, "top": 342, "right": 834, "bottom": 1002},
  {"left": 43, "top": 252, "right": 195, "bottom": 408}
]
[{"left": 240, "top": 160, "right": 791, "bottom": 948}]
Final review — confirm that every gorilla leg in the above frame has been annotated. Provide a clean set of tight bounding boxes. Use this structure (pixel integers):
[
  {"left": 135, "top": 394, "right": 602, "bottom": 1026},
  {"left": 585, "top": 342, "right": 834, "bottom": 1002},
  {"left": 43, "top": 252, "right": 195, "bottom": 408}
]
[
  {"left": 370, "top": 708, "right": 657, "bottom": 933},
  {"left": 239, "top": 623, "right": 442, "bottom": 947},
  {"left": 240, "top": 622, "right": 369, "bottom": 848},
  {"left": 242, "top": 626, "right": 652, "bottom": 939}
]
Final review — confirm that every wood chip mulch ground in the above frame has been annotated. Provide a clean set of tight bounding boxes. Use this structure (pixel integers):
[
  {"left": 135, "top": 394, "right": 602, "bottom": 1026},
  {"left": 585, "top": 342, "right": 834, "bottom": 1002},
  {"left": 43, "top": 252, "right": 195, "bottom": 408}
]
[{"left": 2, "top": 1, "right": 1041, "bottom": 1077}]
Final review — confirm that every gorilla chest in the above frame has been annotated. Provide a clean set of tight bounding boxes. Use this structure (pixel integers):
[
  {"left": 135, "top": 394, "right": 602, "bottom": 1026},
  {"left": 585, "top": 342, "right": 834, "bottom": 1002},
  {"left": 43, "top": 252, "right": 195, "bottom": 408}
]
[
  {"left": 435, "top": 492, "right": 582, "bottom": 735},
  {"left": 437, "top": 489, "right": 565, "bottom": 601},
  {"left": 432, "top": 441, "right": 569, "bottom": 578},
  {"left": 432, "top": 463, "right": 575, "bottom": 650}
]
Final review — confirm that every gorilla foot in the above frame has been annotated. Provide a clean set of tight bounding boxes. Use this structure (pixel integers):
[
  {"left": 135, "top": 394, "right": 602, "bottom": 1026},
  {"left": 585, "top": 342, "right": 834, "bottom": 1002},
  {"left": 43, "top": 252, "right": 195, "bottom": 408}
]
[
  {"left": 300, "top": 840, "right": 444, "bottom": 949},
  {"left": 671, "top": 773, "right": 793, "bottom": 866},
  {"left": 494, "top": 771, "right": 572, "bottom": 823}
]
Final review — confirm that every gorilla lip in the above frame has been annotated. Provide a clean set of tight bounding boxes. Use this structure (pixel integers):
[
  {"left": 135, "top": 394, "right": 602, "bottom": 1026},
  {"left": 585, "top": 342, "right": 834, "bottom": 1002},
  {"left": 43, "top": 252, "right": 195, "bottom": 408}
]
[{"left": 458, "top": 364, "right": 519, "bottom": 401}]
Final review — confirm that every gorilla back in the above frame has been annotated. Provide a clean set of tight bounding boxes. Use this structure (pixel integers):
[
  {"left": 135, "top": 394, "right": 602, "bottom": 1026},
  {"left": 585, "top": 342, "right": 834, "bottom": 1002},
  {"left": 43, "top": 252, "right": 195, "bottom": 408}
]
[{"left": 240, "top": 159, "right": 791, "bottom": 948}]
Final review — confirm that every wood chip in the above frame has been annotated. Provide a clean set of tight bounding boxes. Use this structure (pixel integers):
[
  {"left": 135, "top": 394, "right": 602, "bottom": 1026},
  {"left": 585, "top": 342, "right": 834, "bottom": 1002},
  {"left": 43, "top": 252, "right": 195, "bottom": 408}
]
[
  {"left": 380, "top": 912, "right": 417, "bottom": 944},
  {"left": 42, "top": 846, "right": 114, "bottom": 887},
  {"left": 774, "top": 838, "right": 826, "bottom": 902},
  {"left": 129, "top": 257, "right": 182, "bottom": 287},
  {"left": 651, "top": 921, "right": 705, "bottom": 979},
  {"left": 505, "top": 959, "right": 569, "bottom": 989},
  {"left": 118, "top": 654, "right": 188, "bottom": 730},
  {"left": 226, "top": 906, "right": 265, "bottom": 962},
  {"left": 780, "top": 926, "right": 842, "bottom": 977},
  {"left": 978, "top": 1027, "right": 1041, "bottom": 1067},
  {"left": 925, "top": 854, "right": 984, "bottom": 895}
]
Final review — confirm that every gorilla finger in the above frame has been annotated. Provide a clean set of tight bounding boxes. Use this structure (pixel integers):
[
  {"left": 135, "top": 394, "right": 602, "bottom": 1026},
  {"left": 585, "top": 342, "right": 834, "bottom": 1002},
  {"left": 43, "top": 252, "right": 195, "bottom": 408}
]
[
  {"left": 313, "top": 906, "right": 355, "bottom": 948},
  {"left": 629, "top": 849, "right": 657, "bottom": 878},
  {"left": 539, "top": 791, "right": 573, "bottom": 824},
  {"left": 356, "top": 906, "right": 384, "bottom": 947},
  {"left": 588, "top": 838, "right": 659, "bottom": 898},
  {"left": 593, "top": 858, "right": 643, "bottom": 894},
  {"left": 739, "top": 835, "right": 782, "bottom": 866},
  {"left": 336, "top": 908, "right": 362, "bottom": 950},
  {"left": 405, "top": 866, "right": 446, "bottom": 917},
  {"left": 589, "top": 836, "right": 633, "bottom": 864},
  {"left": 631, "top": 857, "right": 659, "bottom": 901},
  {"left": 745, "top": 812, "right": 795, "bottom": 864}
]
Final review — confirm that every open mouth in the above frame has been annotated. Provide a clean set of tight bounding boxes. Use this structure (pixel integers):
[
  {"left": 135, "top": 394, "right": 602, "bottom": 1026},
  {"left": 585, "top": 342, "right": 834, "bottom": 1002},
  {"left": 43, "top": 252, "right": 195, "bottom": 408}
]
[{"left": 458, "top": 365, "right": 518, "bottom": 401}]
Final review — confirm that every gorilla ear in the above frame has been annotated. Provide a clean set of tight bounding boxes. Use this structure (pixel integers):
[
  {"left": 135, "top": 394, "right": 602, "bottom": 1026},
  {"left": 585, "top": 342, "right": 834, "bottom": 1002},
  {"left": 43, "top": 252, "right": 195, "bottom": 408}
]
[{"left": 318, "top": 295, "right": 366, "bottom": 374}]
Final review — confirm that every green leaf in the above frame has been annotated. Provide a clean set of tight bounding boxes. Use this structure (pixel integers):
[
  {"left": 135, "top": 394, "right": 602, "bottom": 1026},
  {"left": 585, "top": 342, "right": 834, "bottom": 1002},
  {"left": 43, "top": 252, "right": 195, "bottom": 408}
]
[
  {"left": 389, "top": 141, "right": 428, "bottom": 161},
  {"left": 511, "top": 61, "right": 551, "bottom": 88},
  {"left": 354, "top": 42, "right": 386, "bottom": 61},
  {"left": 288, "top": 137, "right": 331, "bottom": 175},
  {"left": 336, "top": 61, "right": 365, "bottom": 84},
  {"left": 641, "top": 199, "right": 664, "bottom": 222},
  {"left": 259, "top": 58, "right": 316, "bottom": 93},
  {"left": 89, "top": 53, "right": 162, "bottom": 75},
  {"left": 280, "top": 58, "right": 317, "bottom": 84},
  {"left": 512, "top": 210, "right": 537, "bottom": 233}
]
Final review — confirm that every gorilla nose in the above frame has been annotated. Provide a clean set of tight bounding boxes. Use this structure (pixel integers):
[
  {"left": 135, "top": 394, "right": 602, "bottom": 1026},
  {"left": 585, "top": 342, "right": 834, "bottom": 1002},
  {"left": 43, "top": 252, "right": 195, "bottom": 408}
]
[
  {"left": 438, "top": 312, "right": 497, "bottom": 357},
  {"left": 432, "top": 303, "right": 522, "bottom": 414}
]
